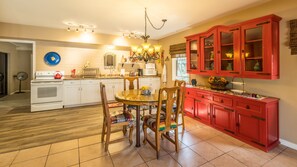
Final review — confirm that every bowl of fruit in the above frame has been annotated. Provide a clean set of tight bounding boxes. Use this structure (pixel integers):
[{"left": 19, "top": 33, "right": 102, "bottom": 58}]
[{"left": 208, "top": 76, "right": 229, "bottom": 90}]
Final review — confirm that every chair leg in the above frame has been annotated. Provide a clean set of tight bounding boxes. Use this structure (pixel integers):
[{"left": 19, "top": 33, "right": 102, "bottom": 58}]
[
  {"left": 181, "top": 111, "right": 185, "bottom": 130},
  {"left": 101, "top": 119, "right": 106, "bottom": 142},
  {"left": 123, "top": 125, "right": 127, "bottom": 135},
  {"left": 105, "top": 126, "right": 111, "bottom": 151},
  {"left": 143, "top": 124, "right": 147, "bottom": 144},
  {"left": 174, "top": 128, "right": 179, "bottom": 152},
  {"left": 156, "top": 132, "right": 160, "bottom": 159},
  {"left": 129, "top": 125, "right": 134, "bottom": 145}
]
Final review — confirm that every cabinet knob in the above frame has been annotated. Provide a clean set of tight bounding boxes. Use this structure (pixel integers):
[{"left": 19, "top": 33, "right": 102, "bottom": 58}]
[
  {"left": 236, "top": 123, "right": 240, "bottom": 127},
  {"left": 246, "top": 105, "right": 250, "bottom": 109},
  {"left": 220, "top": 99, "right": 224, "bottom": 103},
  {"left": 187, "top": 92, "right": 190, "bottom": 94},
  {"left": 213, "top": 115, "right": 216, "bottom": 118},
  {"left": 202, "top": 95, "right": 204, "bottom": 98}
]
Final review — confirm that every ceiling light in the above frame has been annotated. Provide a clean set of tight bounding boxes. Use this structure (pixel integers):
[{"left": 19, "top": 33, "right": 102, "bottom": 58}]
[
  {"left": 129, "top": 8, "right": 167, "bottom": 63},
  {"left": 65, "top": 22, "right": 95, "bottom": 33}
]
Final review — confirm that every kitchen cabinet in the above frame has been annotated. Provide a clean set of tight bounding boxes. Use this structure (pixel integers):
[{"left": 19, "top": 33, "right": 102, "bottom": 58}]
[
  {"left": 185, "top": 14, "right": 281, "bottom": 79},
  {"left": 195, "top": 99, "right": 211, "bottom": 125},
  {"left": 184, "top": 87, "right": 279, "bottom": 151},
  {"left": 241, "top": 15, "right": 281, "bottom": 79},
  {"left": 63, "top": 80, "right": 101, "bottom": 107},
  {"left": 100, "top": 79, "right": 123, "bottom": 101},
  {"left": 186, "top": 35, "right": 200, "bottom": 74},
  {"left": 184, "top": 96, "right": 194, "bottom": 117},
  {"left": 212, "top": 104, "right": 235, "bottom": 134}
]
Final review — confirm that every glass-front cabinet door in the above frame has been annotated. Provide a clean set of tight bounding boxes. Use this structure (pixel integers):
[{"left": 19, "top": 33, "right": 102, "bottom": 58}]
[
  {"left": 186, "top": 35, "right": 199, "bottom": 73},
  {"left": 200, "top": 29, "right": 217, "bottom": 75},
  {"left": 218, "top": 26, "right": 240, "bottom": 76}
]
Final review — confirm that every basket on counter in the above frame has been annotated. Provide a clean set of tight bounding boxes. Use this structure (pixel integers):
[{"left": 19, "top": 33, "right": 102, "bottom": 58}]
[{"left": 208, "top": 76, "right": 229, "bottom": 90}]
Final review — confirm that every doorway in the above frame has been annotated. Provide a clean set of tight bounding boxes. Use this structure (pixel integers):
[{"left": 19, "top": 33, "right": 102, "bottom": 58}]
[{"left": 0, "top": 52, "right": 8, "bottom": 98}]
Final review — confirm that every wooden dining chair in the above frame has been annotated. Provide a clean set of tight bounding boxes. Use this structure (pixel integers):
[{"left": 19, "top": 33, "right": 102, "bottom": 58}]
[
  {"left": 100, "top": 83, "right": 134, "bottom": 151},
  {"left": 123, "top": 76, "right": 151, "bottom": 115},
  {"left": 142, "top": 86, "right": 181, "bottom": 159},
  {"left": 161, "top": 80, "right": 186, "bottom": 130}
]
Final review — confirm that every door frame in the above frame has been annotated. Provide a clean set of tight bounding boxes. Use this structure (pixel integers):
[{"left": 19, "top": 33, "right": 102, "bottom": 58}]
[{"left": 0, "top": 39, "right": 36, "bottom": 94}]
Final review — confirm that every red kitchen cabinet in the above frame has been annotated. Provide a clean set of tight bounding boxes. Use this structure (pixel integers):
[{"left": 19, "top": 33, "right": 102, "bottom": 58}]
[
  {"left": 184, "top": 87, "right": 279, "bottom": 152},
  {"left": 240, "top": 15, "right": 281, "bottom": 79},
  {"left": 195, "top": 99, "right": 211, "bottom": 125},
  {"left": 186, "top": 35, "right": 200, "bottom": 74},
  {"left": 200, "top": 27, "right": 218, "bottom": 75},
  {"left": 184, "top": 96, "right": 195, "bottom": 117},
  {"left": 185, "top": 14, "right": 281, "bottom": 79},
  {"left": 217, "top": 26, "right": 241, "bottom": 76},
  {"left": 212, "top": 104, "right": 235, "bottom": 134}
]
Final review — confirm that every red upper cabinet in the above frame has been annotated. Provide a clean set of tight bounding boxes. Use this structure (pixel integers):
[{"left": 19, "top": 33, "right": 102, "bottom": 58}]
[
  {"left": 217, "top": 26, "right": 241, "bottom": 76},
  {"left": 185, "top": 14, "right": 281, "bottom": 80},
  {"left": 186, "top": 35, "right": 200, "bottom": 74},
  {"left": 200, "top": 27, "right": 218, "bottom": 75},
  {"left": 241, "top": 15, "right": 281, "bottom": 79}
]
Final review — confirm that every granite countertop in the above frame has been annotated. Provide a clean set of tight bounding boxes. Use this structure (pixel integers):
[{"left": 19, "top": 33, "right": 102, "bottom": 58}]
[
  {"left": 63, "top": 75, "right": 160, "bottom": 80},
  {"left": 186, "top": 84, "right": 270, "bottom": 101}
]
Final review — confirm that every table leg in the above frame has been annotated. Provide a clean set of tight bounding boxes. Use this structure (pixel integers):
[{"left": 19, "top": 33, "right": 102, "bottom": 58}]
[{"left": 135, "top": 106, "right": 141, "bottom": 147}]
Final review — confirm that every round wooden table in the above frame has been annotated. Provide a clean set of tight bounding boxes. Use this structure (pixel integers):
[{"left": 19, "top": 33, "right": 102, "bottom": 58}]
[{"left": 115, "top": 89, "right": 159, "bottom": 147}]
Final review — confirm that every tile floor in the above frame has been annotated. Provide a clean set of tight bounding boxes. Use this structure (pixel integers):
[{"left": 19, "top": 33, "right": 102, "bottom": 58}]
[{"left": 0, "top": 116, "right": 296, "bottom": 167}]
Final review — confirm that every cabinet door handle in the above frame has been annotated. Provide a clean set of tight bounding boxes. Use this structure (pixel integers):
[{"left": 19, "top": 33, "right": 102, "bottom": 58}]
[
  {"left": 217, "top": 50, "right": 221, "bottom": 54},
  {"left": 220, "top": 99, "right": 224, "bottom": 103},
  {"left": 187, "top": 92, "right": 190, "bottom": 94},
  {"left": 207, "top": 112, "right": 210, "bottom": 116},
  {"left": 236, "top": 123, "right": 240, "bottom": 127},
  {"left": 256, "top": 21, "right": 270, "bottom": 26},
  {"left": 229, "top": 71, "right": 239, "bottom": 74},
  {"left": 201, "top": 95, "right": 204, "bottom": 98},
  {"left": 224, "top": 107, "right": 234, "bottom": 112},
  {"left": 251, "top": 115, "right": 266, "bottom": 121},
  {"left": 246, "top": 105, "right": 250, "bottom": 109},
  {"left": 256, "top": 73, "right": 271, "bottom": 75},
  {"left": 213, "top": 115, "right": 216, "bottom": 118}
]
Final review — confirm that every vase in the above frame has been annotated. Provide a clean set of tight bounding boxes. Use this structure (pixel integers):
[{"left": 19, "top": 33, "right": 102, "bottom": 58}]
[
  {"left": 253, "top": 61, "right": 260, "bottom": 71},
  {"left": 226, "top": 63, "right": 232, "bottom": 71}
]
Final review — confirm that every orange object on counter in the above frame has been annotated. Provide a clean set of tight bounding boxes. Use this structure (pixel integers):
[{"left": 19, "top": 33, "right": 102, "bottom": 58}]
[{"left": 71, "top": 69, "right": 76, "bottom": 78}]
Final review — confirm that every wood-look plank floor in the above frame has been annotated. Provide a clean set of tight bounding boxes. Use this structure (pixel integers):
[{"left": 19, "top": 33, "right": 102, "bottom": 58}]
[{"left": 0, "top": 93, "right": 106, "bottom": 154}]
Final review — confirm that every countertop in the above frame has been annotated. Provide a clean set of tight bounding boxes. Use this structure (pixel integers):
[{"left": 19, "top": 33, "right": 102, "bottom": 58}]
[
  {"left": 63, "top": 75, "right": 161, "bottom": 80},
  {"left": 186, "top": 84, "right": 279, "bottom": 101}
]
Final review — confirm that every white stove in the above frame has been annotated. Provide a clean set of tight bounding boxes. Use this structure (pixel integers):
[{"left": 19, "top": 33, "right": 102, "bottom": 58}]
[{"left": 31, "top": 71, "right": 64, "bottom": 112}]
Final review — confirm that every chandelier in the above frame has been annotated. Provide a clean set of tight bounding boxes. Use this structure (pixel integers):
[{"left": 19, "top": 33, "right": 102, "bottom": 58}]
[{"left": 130, "top": 8, "right": 167, "bottom": 63}]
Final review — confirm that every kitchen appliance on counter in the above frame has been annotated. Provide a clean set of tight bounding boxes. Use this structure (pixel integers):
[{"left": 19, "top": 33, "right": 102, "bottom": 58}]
[
  {"left": 143, "top": 63, "right": 157, "bottom": 76},
  {"left": 31, "top": 71, "right": 64, "bottom": 112}
]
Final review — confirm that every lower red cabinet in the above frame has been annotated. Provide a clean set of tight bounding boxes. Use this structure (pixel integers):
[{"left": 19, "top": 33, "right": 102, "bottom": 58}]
[
  {"left": 195, "top": 99, "right": 211, "bottom": 125},
  {"left": 184, "top": 87, "right": 279, "bottom": 152},
  {"left": 184, "top": 96, "right": 195, "bottom": 117},
  {"left": 236, "top": 111, "right": 266, "bottom": 146},
  {"left": 212, "top": 104, "right": 235, "bottom": 134}
]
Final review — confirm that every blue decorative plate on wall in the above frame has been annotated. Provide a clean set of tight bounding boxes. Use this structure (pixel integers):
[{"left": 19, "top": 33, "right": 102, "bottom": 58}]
[{"left": 44, "top": 52, "right": 61, "bottom": 66}]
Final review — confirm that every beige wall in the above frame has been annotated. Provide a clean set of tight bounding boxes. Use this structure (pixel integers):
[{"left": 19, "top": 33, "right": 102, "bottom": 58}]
[{"left": 159, "top": 0, "right": 297, "bottom": 145}]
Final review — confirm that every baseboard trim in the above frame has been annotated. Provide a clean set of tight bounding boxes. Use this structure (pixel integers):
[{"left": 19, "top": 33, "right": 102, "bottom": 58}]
[{"left": 280, "top": 138, "right": 297, "bottom": 150}]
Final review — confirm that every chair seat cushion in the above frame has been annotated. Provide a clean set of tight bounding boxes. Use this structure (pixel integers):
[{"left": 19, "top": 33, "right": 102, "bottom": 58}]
[
  {"left": 110, "top": 111, "right": 134, "bottom": 124},
  {"left": 143, "top": 112, "right": 177, "bottom": 131}
]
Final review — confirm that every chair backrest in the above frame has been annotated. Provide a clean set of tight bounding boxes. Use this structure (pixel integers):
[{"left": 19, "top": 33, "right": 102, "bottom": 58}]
[
  {"left": 100, "top": 83, "right": 110, "bottom": 123},
  {"left": 156, "top": 86, "right": 181, "bottom": 131},
  {"left": 174, "top": 80, "right": 186, "bottom": 112},
  {"left": 124, "top": 76, "right": 139, "bottom": 90}
]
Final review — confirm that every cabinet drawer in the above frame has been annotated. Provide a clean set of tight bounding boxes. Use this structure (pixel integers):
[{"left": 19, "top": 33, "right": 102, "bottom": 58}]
[
  {"left": 81, "top": 80, "right": 101, "bottom": 85},
  {"left": 213, "top": 95, "right": 233, "bottom": 107},
  {"left": 235, "top": 101, "right": 261, "bottom": 113},
  {"left": 185, "top": 89, "right": 196, "bottom": 98},
  {"left": 196, "top": 91, "right": 212, "bottom": 100},
  {"left": 63, "top": 80, "right": 81, "bottom": 85}
]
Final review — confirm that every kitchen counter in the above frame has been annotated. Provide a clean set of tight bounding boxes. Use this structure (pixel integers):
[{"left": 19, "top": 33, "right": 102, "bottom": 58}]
[
  {"left": 186, "top": 84, "right": 278, "bottom": 101},
  {"left": 63, "top": 75, "right": 160, "bottom": 80}
]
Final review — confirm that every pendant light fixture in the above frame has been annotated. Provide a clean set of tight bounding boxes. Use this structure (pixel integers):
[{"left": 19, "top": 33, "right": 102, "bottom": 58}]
[{"left": 130, "top": 8, "right": 167, "bottom": 63}]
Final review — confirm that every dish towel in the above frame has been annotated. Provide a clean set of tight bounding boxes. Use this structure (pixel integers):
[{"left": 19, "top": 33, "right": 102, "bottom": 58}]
[{"left": 162, "top": 64, "right": 167, "bottom": 83}]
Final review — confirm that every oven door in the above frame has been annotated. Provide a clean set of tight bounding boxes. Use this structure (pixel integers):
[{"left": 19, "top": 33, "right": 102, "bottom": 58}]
[{"left": 31, "top": 81, "right": 63, "bottom": 104}]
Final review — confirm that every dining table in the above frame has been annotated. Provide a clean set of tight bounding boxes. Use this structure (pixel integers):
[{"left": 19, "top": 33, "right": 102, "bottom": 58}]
[{"left": 115, "top": 89, "right": 159, "bottom": 147}]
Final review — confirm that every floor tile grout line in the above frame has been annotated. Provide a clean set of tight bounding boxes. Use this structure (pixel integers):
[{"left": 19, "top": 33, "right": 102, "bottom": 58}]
[
  {"left": 8, "top": 150, "right": 20, "bottom": 167},
  {"left": 44, "top": 144, "right": 51, "bottom": 167},
  {"left": 261, "top": 146, "right": 288, "bottom": 166}
]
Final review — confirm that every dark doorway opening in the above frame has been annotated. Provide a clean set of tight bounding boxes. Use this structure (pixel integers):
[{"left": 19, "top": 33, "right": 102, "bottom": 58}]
[{"left": 0, "top": 52, "right": 8, "bottom": 98}]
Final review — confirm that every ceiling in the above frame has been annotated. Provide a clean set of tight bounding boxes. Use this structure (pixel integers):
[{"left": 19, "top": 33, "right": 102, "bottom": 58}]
[{"left": 0, "top": 0, "right": 268, "bottom": 40}]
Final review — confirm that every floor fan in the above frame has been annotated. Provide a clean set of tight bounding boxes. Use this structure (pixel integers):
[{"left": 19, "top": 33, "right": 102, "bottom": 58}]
[{"left": 16, "top": 71, "right": 28, "bottom": 93}]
